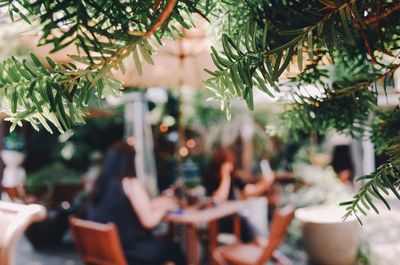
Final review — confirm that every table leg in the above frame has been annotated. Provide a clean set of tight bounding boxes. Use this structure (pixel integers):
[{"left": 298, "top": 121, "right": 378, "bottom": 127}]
[
  {"left": 208, "top": 220, "right": 218, "bottom": 265},
  {"left": 185, "top": 223, "right": 200, "bottom": 265},
  {"left": 167, "top": 222, "right": 174, "bottom": 241},
  {"left": 233, "top": 213, "right": 241, "bottom": 242}
]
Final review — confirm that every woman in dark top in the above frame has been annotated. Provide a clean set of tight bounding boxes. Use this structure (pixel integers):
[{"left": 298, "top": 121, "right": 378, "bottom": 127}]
[
  {"left": 331, "top": 144, "right": 354, "bottom": 184},
  {"left": 89, "top": 141, "right": 184, "bottom": 265},
  {"left": 204, "top": 148, "right": 257, "bottom": 243}
]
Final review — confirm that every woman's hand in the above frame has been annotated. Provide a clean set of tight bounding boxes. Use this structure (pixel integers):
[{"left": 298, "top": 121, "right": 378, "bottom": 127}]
[
  {"left": 161, "top": 187, "right": 175, "bottom": 197},
  {"left": 152, "top": 196, "right": 177, "bottom": 212}
]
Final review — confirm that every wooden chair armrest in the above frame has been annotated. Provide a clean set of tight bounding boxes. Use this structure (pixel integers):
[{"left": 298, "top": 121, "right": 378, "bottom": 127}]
[
  {"left": 272, "top": 250, "right": 292, "bottom": 265},
  {"left": 212, "top": 249, "right": 228, "bottom": 265}
]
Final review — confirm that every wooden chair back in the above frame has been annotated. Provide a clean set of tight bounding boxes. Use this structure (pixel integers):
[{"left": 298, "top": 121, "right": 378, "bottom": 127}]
[
  {"left": 0, "top": 201, "right": 46, "bottom": 265},
  {"left": 69, "top": 217, "right": 128, "bottom": 265},
  {"left": 257, "top": 205, "right": 295, "bottom": 264}
]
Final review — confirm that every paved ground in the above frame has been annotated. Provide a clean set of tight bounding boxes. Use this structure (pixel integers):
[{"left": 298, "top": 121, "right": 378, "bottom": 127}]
[
  {"left": 16, "top": 234, "right": 82, "bottom": 265},
  {"left": 362, "top": 197, "right": 400, "bottom": 265},
  {"left": 15, "top": 202, "right": 400, "bottom": 265}
]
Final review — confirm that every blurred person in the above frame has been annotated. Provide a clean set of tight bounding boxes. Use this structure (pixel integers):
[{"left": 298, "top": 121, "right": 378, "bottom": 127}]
[
  {"left": 328, "top": 133, "right": 355, "bottom": 184},
  {"left": 83, "top": 151, "right": 103, "bottom": 192},
  {"left": 331, "top": 144, "right": 354, "bottom": 184},
  {"left": 89, "top": 141, "right": 184, "bottom": 265},
  {"left": 226, "top": 135, "right": 274, "bottom": 198},
  {"left": 204, "top": 148, "right": 257, "bottom": 243}
]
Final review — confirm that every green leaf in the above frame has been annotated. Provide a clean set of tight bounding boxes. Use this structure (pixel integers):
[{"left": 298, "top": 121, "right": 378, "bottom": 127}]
[
  {"left": 211, "top": 46, "right": 232, "bottom": 68},
  {"left": 11, "top": 88, "right": 18, "bottom": 113},
  {"left": 262, "top": 22, "right": 268, "bottom": 49},
  {"left": 382, "top": 175, "right": 400, "bottom": 200},
  {"left": 272, "top": 51, "right": 283, "bottom": 80},
  {"left": 204, "top": 68, "right": 221, "bottom": 77},
  {"left": 277, "top": 47, "right": 295, "bottom": 78},
  {"left": 372, "top": 185, "right": 390, "bottom": 210},
  {"left": 211, "top": 53, "right": 225, "bottom": 71},
  {"left": 30, "top": 53, "right": 50, "bottom": 75},
  {"left": 244, "top": 21, "right": 253, "bottom": 52},
  {"left": 339, "top": 8, "right": 354, "bottom": 44},
  {"left": 229, "top": 65, "right": 243, "bottom": 97},
  {"left": 245, "top": 86, "right": 254, "bottom": 110},
  {"left": 139, "top": 42, "right": 154, "bottom": 65},
  {"left": 307, "top": 30, "right": 313, "bottom": 60},
  {"left": 297, "top": 40, "right": 303, "bottom": 71},
  {"left": 364, "top": 193, "right": 379, "bottom": 214},
  {"left": 46, "top": 83, "right": 56, "bottom": 112},
  {"left": 356, "top": 205, "right": 367, "bottom": 216},
  {"left": 254, "top": 73, "right": 273, "bottom": 97},
  {"left": 222, "top": 34, "right": 240, "bottom": 61}
]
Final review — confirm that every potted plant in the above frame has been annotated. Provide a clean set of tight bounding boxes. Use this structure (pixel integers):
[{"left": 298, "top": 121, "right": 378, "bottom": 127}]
[
  {"left": 24, "top": 162, "right": 83, "bottom": 249},
  {"left": 1, "top": 132, "right": 26, "bottom": 188},
  {"left": 285, "top": 163, "right": 359, "bottom": 265}
]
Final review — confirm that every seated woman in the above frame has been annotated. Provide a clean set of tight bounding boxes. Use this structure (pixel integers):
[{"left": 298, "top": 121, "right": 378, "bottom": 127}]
[
  {"left": 204, "top": 148, "right": 257, "bottom": 243},
  {"left": 89, "top": 141, "right": 184, "bottom": 265}
]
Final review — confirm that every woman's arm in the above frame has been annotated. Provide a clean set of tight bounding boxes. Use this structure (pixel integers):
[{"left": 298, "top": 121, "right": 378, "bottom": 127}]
[
  {"left": 122, "top": 178, "right": 175, "bottom": 229},
  {"left": 212, "top": 163, "right": 232, "bottom": 201},
  {"left": 242, "top": 159, "right": 276, "bottom": 198},
  {"left": 242, "top": 178, "right": 270, "bottom": 198}
]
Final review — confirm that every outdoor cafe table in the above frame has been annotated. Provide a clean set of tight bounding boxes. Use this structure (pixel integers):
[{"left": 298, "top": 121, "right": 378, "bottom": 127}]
[{"left": 165, "top": 200, "right": 246, "bottom": 265}]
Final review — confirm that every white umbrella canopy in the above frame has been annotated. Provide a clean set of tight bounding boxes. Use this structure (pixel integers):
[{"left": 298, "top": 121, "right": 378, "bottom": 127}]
[
  {"left": 18, "top": 20, "right": 327, "bottom": 107},
  {"left": 114, "top": 24, "right": 215, "bottom": 89},
  {"left": 18, "top": 17, "right": 321, "bottom": 93},
  {"left": 19, "top": 19, "right": 215, "bottom": 89}
]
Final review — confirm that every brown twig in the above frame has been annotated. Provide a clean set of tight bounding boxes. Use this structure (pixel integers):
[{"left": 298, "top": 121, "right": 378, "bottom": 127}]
[
  {"left": 364, "top": 2, "right": 400, "bottom": 25},
  {"left": 380, "top": 64, "right": 400, "bottom": 80},
  {"left": 349, "top": 4, "right": 378, "bottom": 64},
  {"left": 146, "top": 0, "right": 179, "bottom": 36}
]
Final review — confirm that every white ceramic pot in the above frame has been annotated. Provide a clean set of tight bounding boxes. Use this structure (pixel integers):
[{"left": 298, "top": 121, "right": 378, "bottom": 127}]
[
  {"left": 1, "top": 150, "right": 25, "bottom": 167},
  {"left": 295, "top": 205, "right": 359, "bottom": 265},
  {"left": 1, "top": 150, "right": 26, "bottom": 187}
]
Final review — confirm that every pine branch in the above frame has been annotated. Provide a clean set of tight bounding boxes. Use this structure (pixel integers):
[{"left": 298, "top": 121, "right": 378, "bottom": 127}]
[
  {"left": 341, "top": 161, "right": 400, "bottom": 224},
  {"left": 206, "top": 0, "right": 399, "bottom": 116},
  {"left": 0, "top": 0, "right": 211, "bottom": 132},
  {"left": 0, "top": 54, "right": 118, "bottom": 133}
]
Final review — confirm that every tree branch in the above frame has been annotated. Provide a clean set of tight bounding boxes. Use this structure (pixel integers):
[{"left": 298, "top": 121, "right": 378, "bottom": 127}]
[
  {"left": 146, "top": 0, "right": 179, "bottom": 36},
  {"left": 365, "top": 2, "right": 400, "bottom": 25},
  {"left": 349, "top": 5, "right": 378, "bottom": 64}
]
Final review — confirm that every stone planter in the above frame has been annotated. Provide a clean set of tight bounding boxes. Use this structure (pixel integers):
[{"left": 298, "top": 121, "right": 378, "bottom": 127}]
[{"left": 295, "top": 205, "right": 359, "bottom": 265}]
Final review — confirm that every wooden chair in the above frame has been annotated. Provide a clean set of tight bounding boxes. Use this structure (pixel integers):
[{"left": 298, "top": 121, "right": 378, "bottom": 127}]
[
  {"left": 213, "top": 205, "right": 295, "bottom": 265},
  {"left": 0, "top": 201, "right": 46, "bottom": 265},
  {"left": 69, "top": 217, "right": 128, "bottom": 265}
]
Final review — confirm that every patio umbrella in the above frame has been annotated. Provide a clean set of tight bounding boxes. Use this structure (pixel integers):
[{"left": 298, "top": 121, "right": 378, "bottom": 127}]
[
  {"left": 113, "top": 23, "right": 214, "bottom": 89},
  {"left": 19, "top": 18, "right": 214, "bottom": 89}
]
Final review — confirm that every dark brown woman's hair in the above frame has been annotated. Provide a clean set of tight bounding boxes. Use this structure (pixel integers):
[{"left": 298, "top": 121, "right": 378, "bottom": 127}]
[
  {"left": 91, "top": 141, "right": 136, "bottom": 204},
  {"left": 204, "top": 148, "right": 235, "bottom": 195}
]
